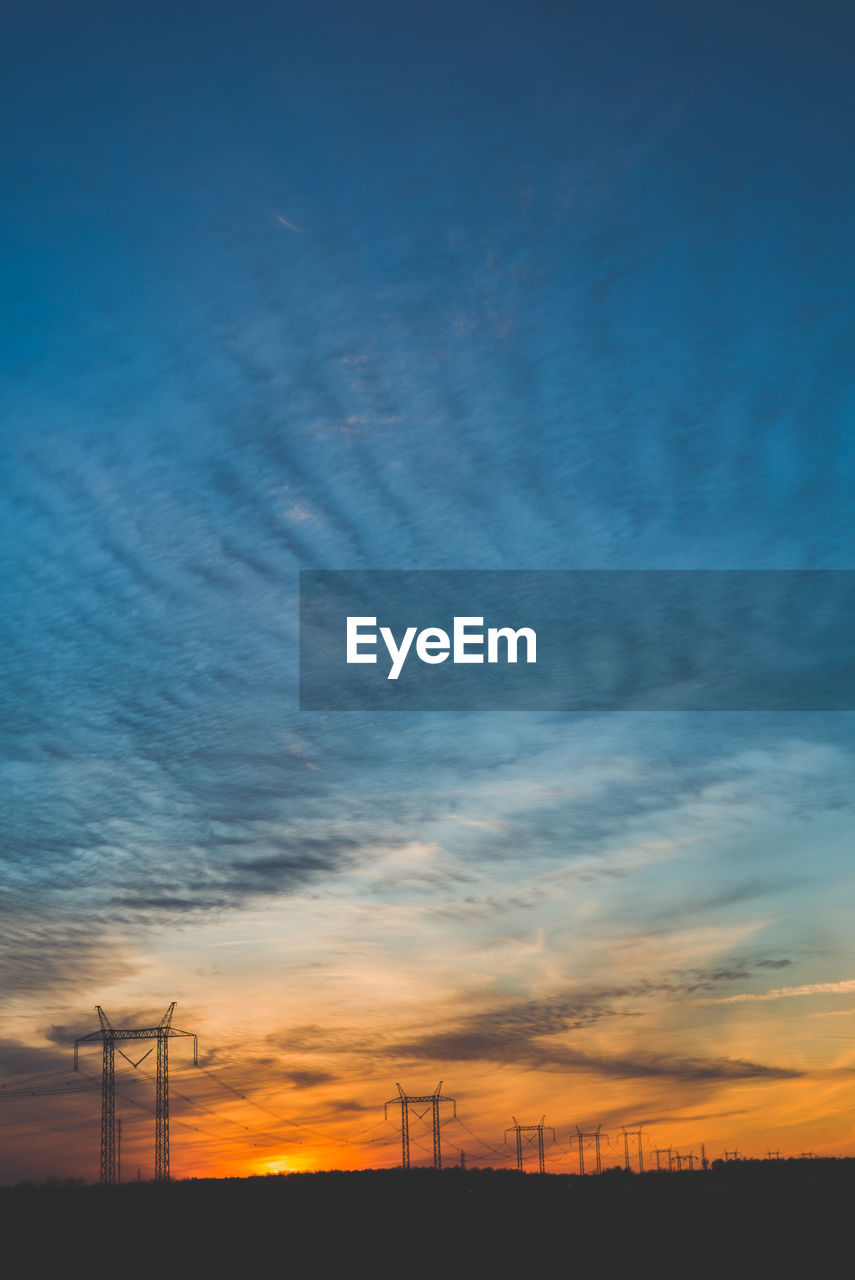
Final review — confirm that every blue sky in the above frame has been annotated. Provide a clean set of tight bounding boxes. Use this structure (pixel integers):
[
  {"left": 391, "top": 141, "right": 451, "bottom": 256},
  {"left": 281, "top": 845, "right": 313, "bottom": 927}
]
[{"left": 2, "top": 0, "right": 855, "bottom": 1180}]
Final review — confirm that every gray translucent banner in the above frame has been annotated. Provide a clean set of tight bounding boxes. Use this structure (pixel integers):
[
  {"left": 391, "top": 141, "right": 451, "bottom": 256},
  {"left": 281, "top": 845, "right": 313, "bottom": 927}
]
[{"left": 299, "top": 571, "right": 855, "bottom": 711}]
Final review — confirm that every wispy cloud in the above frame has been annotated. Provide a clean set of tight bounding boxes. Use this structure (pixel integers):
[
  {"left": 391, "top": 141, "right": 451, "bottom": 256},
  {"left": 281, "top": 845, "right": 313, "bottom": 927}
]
[{"left": 700, "top": 980, "right": 855, "bottom": 1005}]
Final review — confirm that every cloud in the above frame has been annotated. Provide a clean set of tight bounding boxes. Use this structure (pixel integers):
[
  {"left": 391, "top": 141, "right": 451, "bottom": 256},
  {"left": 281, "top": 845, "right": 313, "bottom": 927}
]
[
  {"left": 0, "top": 917, "right": 139, "bottom": 1001},
  {"left": 375, "top": 976, "right": 803, "bottom": 1081},
  {"left": 0, "top": 1040, "right": 72, "bottom": 1082},
  {"left": 282, "top": 1069, "right": 335, "bottom": 1089},
  {"left": 700, "top": 980, "right": 855, "bottom": 1005}
]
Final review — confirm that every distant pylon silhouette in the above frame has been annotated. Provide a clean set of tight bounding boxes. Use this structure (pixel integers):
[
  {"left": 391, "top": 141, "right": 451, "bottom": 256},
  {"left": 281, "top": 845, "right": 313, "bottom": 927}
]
[
  {"left": 384, "top": 1082, "right": 456, "bottom": 1169},
  {"left": 621, "top": 1125, "right": 646, "bottom": 1173},
  {"left": 74, "top": 1003, "right": 198, "bottom": 1183},
  {"left": 576, "top": 1125, "right": 603, "bottom": 1175},
  {"left": 505, "top": 1117, "right": 555, "bottom": 1173}
]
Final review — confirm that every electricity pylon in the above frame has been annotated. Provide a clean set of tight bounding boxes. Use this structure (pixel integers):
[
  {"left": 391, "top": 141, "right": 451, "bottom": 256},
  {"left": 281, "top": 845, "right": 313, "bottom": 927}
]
[
  {"left": 621, "top": 1125, "right": 646, "bottom": 1173},
  {"left": 384, "top": 1082, "right": 456, "bottom": 1169},
  {"left": 576, "top": 1125, "right": 603, "bottom": 1175},
  {"left": 74, "top": 1002, "right": 198, "bottom": 1184},
  {"left": 505, "top": 1117, "right": 555, "bottom": 1173},
  {"left": 653, "top": 1147, "right": 673, "bottom": 1171}
]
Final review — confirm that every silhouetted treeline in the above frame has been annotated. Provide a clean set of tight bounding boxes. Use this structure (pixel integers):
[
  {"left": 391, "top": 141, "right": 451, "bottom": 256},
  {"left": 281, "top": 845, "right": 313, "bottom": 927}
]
[
  {"left": 709, "top": 1155, "right": 845, "bottom": 1175},
  {"left": 4, "top": 1164, "right": 853, "bottom": 1275}
]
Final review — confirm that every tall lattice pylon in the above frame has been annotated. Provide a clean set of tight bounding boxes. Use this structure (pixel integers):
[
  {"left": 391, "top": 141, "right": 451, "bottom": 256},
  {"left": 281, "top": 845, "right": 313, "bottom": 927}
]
[
  {"left": 384, "top": 1082, "right": 456, "bottom": 1169},
  {"left": 505, "top": 1117, "right": 555, "bottom": 1173},
  {"left": 95, "top": 1007, "right": 116, "bottom": 1185},
  {"left": 74, "top": 1002, "right": 198, "bottom": 1183},
  {"left": 155, "top": 1003, "right": 174, "bottom": 1181}
]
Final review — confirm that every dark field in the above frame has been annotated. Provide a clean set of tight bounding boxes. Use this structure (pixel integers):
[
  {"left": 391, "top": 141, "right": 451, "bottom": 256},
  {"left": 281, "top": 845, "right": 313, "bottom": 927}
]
[{"left": 3, "top": 1162, "right": 847, "bottom": 1276}]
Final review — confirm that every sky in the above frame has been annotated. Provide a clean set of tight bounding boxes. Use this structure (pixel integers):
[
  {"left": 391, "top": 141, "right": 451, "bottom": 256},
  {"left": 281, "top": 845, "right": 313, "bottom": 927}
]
[{"left": 2, "top": 0, "right": 855, "bottom": 1181}]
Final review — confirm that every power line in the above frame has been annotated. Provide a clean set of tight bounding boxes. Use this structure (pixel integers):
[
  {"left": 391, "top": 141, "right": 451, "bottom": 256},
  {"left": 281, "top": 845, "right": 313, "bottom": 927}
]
[
  {"left": 129, "top": 1058, "right": 298, "bottom": 1146},
  {"left": 195, "top": 1065, "right": 338, "bottom": 1143},
  {"left": 448, "top": 1116, "right": 509, "bottom": 1160}
]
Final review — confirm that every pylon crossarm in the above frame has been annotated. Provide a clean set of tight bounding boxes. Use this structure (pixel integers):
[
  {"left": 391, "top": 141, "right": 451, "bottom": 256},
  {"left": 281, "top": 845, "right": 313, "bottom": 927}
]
[
  {"left": 399, "top": 1095, "right": 454, "bottom": 1105},
  {"left": 113, "top": 1027, "right": 179, "bottom": 1042},
  {"left": 75, "top": 1031, "right": 109, "bottom": 1048},
  {"left": 167, "top": 1029, "right": 198, "bottom": 1065},
  {"left": 74, "top": 1036, "right": 108, "bottom": 1069},
  {"left": 76, "top": 1026, "right": 193, "bottom": 1056}
]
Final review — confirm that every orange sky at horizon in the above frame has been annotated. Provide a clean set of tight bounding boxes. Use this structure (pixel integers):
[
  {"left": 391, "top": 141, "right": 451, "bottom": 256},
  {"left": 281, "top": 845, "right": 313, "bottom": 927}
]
[{"left": 5, "top": 883, "right": 855, "bottom": 1185}]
